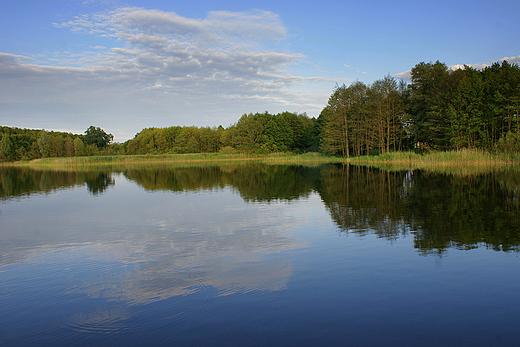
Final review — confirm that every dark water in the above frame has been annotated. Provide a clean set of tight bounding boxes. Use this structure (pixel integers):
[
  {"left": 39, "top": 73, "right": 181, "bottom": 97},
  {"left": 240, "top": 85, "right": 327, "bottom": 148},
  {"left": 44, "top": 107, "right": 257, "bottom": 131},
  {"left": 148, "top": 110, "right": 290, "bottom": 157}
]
[{"left": 1, "top": 163, "right": 519, "bottom": 346}]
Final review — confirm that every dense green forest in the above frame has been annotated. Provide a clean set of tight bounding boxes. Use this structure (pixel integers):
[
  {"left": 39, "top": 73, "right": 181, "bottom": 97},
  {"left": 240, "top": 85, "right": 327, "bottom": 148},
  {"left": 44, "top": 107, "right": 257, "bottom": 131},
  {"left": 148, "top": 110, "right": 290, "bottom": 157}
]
[
  {"left": 1, "top": 60, "right": 519, "bottom": 162},
  {"left": 0, "top": 125, "right": 118, "bottom": 162},
  {"left": 321, "top": 60, "right": 520, "bottom": 156}
]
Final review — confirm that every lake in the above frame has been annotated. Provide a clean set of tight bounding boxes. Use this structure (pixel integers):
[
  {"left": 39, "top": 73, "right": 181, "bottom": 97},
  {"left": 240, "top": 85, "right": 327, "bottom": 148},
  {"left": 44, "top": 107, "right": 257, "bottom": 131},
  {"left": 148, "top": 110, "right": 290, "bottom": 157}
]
[{"left": 1, "top": 163, "right": 519, "bottom": 346}]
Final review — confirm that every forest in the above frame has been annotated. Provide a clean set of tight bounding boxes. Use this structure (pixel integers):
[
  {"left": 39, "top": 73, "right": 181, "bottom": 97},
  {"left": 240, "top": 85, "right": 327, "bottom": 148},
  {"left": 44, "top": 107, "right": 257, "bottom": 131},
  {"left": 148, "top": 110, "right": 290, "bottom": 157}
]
[{"left": 1, "top": 60, "right": 519, "bottom": 162}]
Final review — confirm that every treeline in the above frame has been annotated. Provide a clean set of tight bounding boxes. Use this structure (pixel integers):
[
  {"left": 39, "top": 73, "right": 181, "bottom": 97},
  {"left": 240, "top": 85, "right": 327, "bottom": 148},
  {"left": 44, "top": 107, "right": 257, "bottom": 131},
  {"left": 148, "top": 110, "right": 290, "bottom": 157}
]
[
  {"left": 0, "top": 112, "right": 319, "bottom": 162},
  {"left": 125, "top": 111, "right": 319, "bottom": 155},
  {"left": 0, "top": 126, "right": 118, "bottom": 162},
  {"left": 2, "top": 60, "right": 519, "bottom": 162},
  {"left": 130, "top": 60, "right": 519, "bottom": 157},
  {"left": 321, "top": 60, "right": 520, "bottom": 156}
]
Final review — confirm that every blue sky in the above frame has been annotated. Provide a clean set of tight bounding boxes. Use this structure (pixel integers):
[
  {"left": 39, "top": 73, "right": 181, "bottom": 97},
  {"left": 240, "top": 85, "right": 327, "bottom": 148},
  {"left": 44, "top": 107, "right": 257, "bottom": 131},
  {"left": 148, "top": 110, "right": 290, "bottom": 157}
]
[{"left": 1, "top": 0, "right": 519, "bottom": 141}]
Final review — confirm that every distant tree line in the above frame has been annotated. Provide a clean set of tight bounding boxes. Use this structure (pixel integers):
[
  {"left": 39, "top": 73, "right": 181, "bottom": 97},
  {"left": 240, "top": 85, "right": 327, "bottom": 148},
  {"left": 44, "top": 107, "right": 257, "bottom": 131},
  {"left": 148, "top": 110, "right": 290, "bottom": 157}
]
[
  {"left": 0, "top": 125, "right": 116, "bottom": 162},
  {"left": 124, "top": 111, "right": 320, "bottom": 155},
  {"left": 1, "top": 60, "right": 519, "bottom": 162}
]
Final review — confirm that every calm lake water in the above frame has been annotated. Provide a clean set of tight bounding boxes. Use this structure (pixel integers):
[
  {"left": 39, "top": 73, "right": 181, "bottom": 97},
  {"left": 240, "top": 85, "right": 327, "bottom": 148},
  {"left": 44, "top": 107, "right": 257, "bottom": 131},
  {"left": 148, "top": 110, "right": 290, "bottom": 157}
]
[{"left": 1, "top": 163, "right": 519, "bottom": 346}]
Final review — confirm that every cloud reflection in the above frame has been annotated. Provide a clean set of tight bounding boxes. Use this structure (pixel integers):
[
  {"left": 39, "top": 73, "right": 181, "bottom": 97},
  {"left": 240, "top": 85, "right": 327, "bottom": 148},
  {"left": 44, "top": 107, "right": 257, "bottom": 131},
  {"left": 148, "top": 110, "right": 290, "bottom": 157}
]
[{"left": 1, "top": 180, "right": 308, "bottom": 306}]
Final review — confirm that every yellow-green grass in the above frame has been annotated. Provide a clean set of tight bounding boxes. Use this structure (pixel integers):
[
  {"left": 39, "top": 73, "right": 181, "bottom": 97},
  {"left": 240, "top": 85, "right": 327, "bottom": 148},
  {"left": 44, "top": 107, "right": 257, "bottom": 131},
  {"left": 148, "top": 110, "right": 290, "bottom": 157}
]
[
  {"left": 5, "top": 150, "right": 520, "bottom": 175},
  {"left": 3, "top": 152, "right": 345, "bottom": 169},
  {"left": 349, "top": 149, "right": 518, "bottom": 166},
  {"left": 348, "top": 149, "right": 520, "bottom": 175}
]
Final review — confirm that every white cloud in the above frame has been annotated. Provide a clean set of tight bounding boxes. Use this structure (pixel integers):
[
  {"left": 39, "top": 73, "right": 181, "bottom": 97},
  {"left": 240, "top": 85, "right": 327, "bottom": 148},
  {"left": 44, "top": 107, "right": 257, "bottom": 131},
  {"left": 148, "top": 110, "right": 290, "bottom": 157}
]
[
  {"left": 502, "top": 55, "right": 520, "bottom": 65},
  {"left": 394, "top": 70, "right": 411, "bottom": 80},
  {"left": 1, "top": 8, "right": 335, "bottom": 141},
  {"left": 56, "top": 7, "right": 287, "bottom": 51},
  {"left": 395, "top": 55, "right": 520, "bottom": 81}
]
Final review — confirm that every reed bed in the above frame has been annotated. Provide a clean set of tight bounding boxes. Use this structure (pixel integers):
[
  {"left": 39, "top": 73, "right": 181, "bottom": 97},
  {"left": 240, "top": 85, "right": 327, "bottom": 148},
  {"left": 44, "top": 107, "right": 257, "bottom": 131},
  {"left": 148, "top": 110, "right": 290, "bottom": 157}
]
[
  {"left": 348, "top": 149, "right": 520, "bottom": 175},
  {"left": 4, "top": 152, "right": 344, "bottom": 170},
  {"left": 349, "top": 149, "right": 518, "bottom": 167},
  {"left": 5, "top": 150, "right": 519, "bottom": 174}
]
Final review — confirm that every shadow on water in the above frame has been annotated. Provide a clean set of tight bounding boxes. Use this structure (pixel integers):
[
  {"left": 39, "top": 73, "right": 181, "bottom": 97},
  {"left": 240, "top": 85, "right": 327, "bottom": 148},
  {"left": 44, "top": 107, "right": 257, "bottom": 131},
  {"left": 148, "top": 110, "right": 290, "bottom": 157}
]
[{"left": 1, "top": 163, "right": 520, "bottom": 255}]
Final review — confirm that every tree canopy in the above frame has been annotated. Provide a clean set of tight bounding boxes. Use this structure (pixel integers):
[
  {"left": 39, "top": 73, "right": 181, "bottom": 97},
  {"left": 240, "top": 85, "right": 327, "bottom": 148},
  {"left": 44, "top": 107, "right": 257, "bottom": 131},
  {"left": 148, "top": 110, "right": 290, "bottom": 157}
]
[
  {"left": 319, "top": 60, "right": 520, "bottom": 155},
  {"left": 84, "top": 126, "right": 113, "bottom": 149}
]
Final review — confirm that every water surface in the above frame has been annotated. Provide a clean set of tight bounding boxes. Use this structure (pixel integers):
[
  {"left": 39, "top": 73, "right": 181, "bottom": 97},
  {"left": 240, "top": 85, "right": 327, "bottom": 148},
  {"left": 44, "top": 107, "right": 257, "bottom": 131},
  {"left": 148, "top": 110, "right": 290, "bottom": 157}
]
[{"left": 1, "top": 164, "right": 519, "bottom": 346}]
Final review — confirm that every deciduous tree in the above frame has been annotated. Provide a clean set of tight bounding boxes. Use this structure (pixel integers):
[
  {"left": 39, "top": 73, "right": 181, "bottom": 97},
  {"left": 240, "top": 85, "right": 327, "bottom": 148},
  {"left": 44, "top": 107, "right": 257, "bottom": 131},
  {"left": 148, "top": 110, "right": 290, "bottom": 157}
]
[{"left": 83, "top": 126, "right": 113, "bottom": 149}]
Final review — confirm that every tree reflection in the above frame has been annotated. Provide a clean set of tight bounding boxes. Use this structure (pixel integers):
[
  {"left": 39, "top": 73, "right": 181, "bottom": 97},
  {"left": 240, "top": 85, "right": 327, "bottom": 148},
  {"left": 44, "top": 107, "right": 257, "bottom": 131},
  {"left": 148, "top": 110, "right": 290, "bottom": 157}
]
[
  {"left": 1, "top": 164, "right": 520, "bottom": 255},
  {"left": 0, "top": 167, "right": 79, "bottom": 199},
  {"left": 0, "top": 167, "right": 115, "bottom": 198},
  {"left": 317, "top": 165, "right": 409, "bottom": 240},
  {"left": 123, "top": 163, "right": 319, "bottom": 202},
  {"left": 318, "top": 164, "right": 520, "bottom": 254},
  {"left": 84, "top": 172, "right": 115, "bottom": 195},
  {"left": 407, "top": 171, "right": 520, "bottom": 254},
  {"left": 123, "top": 166, "right": 225, "bottom": 192},
  {"left": 226, "top": 164, "right": 320, "bottom": 202}
]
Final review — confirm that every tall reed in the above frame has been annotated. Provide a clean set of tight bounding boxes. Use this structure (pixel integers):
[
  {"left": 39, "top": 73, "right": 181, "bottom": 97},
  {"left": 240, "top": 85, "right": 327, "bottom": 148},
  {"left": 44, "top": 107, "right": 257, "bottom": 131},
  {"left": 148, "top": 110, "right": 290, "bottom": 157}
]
[
  {"left": 5, "top": 152, "right": 344, "bottom": 169},
  {"left": 349, "top": 149, "right": 518, "bottom": 167}
]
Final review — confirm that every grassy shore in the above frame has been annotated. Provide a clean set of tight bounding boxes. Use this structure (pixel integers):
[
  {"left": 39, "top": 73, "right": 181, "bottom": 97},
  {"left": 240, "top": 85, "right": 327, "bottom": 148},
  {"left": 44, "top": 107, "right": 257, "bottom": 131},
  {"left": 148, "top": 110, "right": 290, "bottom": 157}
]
[
  {"left": 348, "top": 149, "right": 520, "bottom": 175},
  {"left": 3, "top": 149, "right": 520, "bottom": 174},
  {"left": 350, "top": 149, "right": 518, "bottom": 166},
  {"left": 3, "top": 152, "right": 345, "bottom": 169}
]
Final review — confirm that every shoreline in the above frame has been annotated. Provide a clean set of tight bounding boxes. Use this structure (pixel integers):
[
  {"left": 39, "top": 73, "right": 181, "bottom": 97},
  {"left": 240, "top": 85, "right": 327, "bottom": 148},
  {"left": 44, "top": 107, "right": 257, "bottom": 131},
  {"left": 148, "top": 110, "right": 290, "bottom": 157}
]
[{"left": 2, "top": 150, "right": 519, "bottom": 172}]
